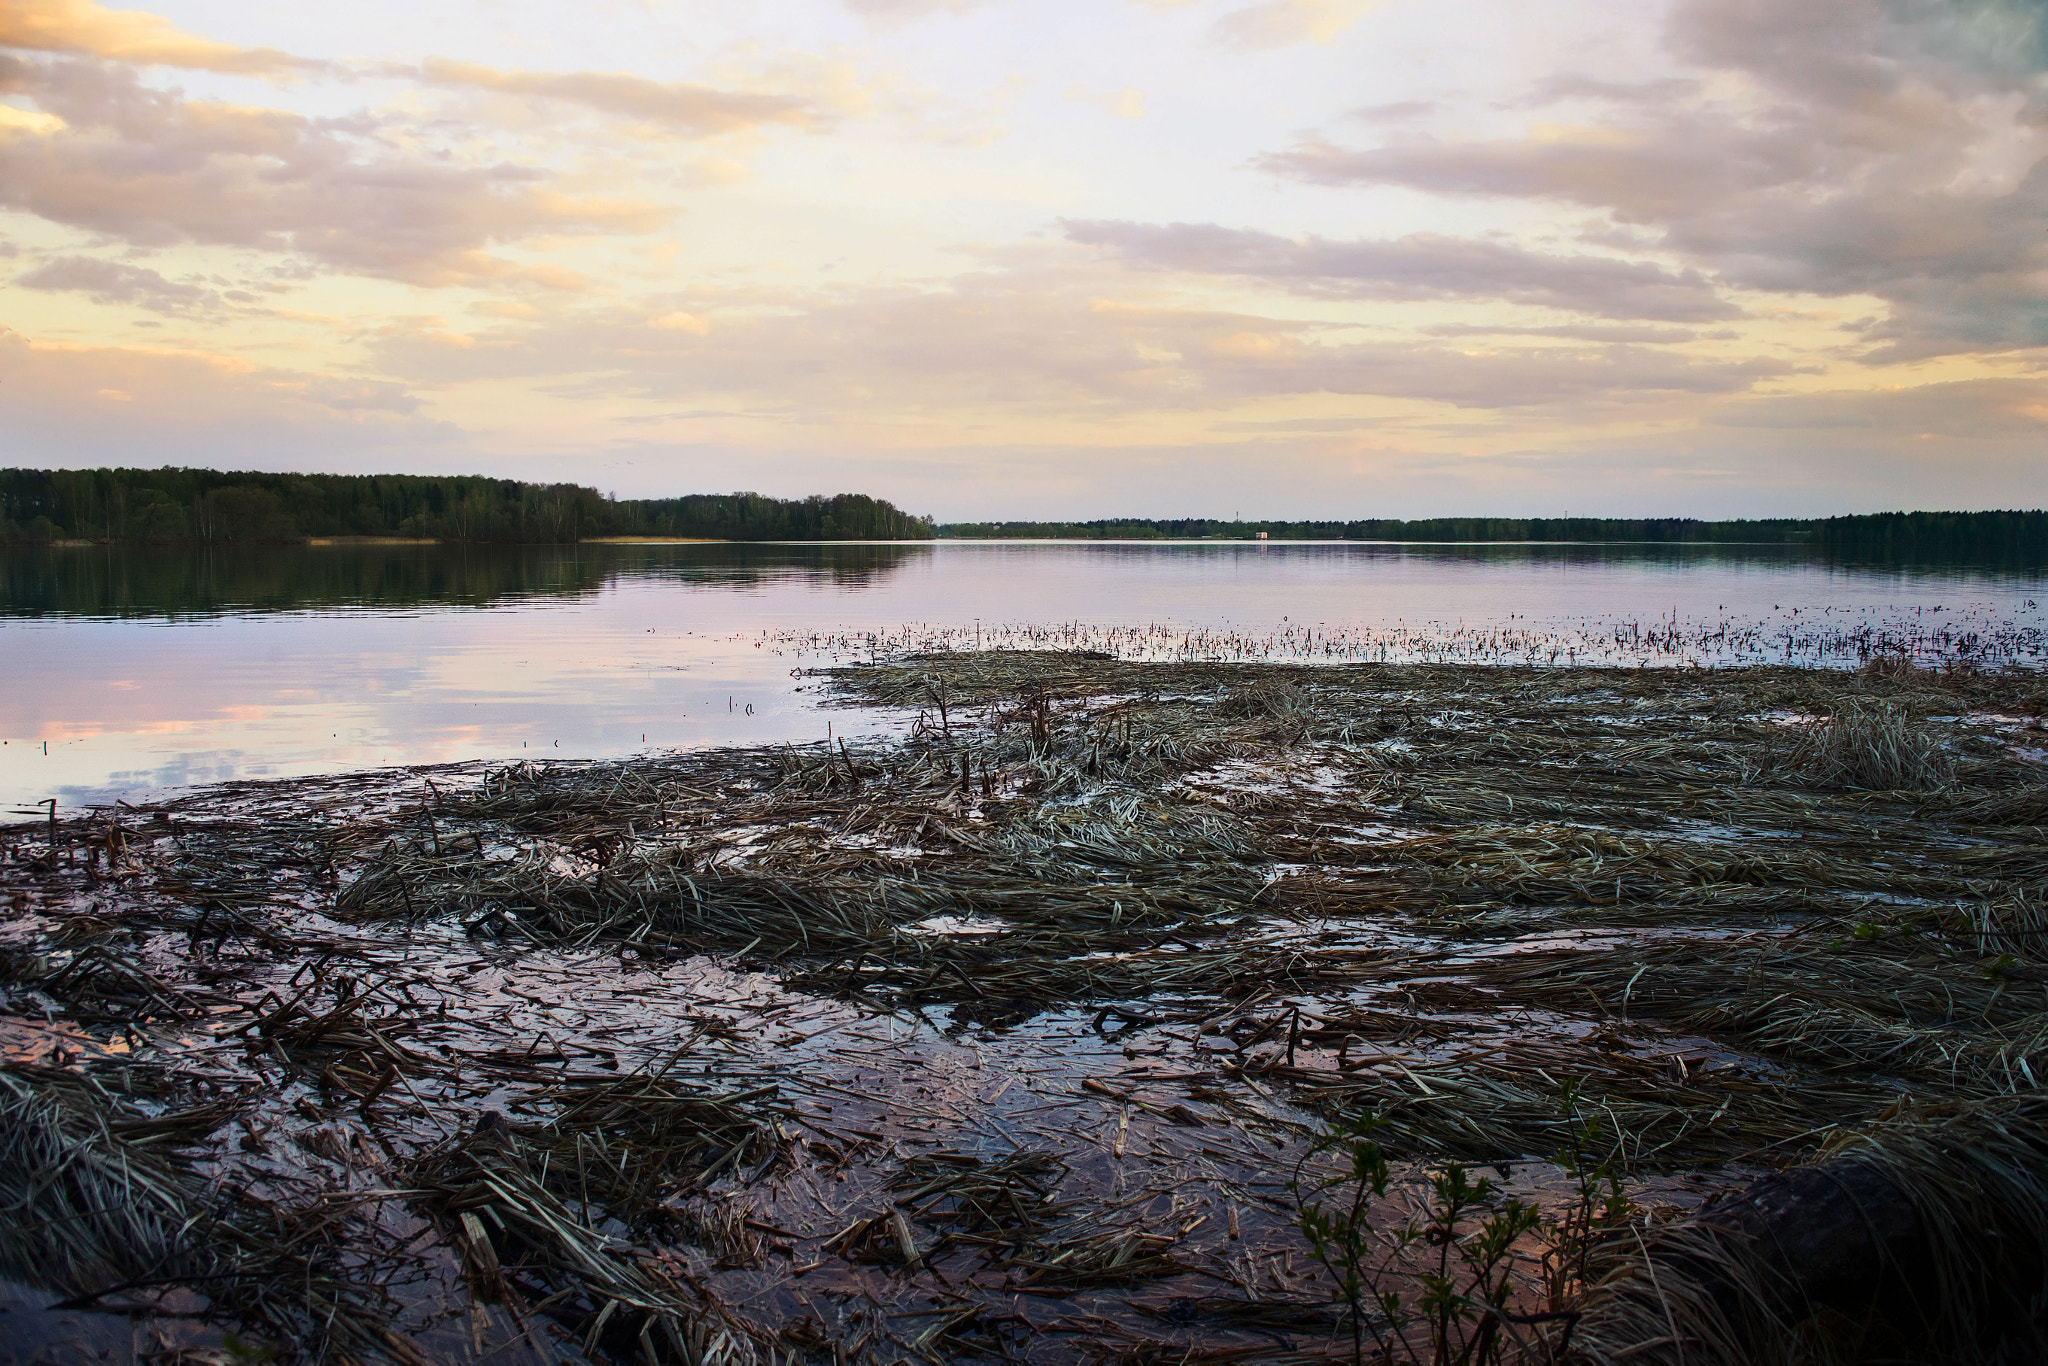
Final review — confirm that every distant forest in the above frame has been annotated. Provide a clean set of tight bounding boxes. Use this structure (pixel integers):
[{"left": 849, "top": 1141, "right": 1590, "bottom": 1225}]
[
  {"left": 0, "top": 467, "right": 935, "bottom": 543},
  {"left": 940, "top": 511, "right": 2048, "bottom": 566},
  {"left": 938, "top": 516, "right": 1813, "bottom": 542},
  {"left": 3, "top": 467, "right": 2042, "bottom": 565}
]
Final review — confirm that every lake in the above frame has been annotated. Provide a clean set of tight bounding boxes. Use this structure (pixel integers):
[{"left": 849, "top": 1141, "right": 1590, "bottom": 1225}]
[{"left": 2, "top": 538, "right": 2042, "bottom": 812}]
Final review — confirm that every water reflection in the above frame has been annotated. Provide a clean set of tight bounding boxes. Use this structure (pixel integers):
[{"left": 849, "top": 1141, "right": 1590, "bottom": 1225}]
[
  {"left": 1, "top": 538, "right": 2039, "bottom": 812},
  {"left": 990, "top": 538, "right": 2036, "bottom": 578},
  {"left": 0, "top": 541, "right": 930, "bottom": 619}
]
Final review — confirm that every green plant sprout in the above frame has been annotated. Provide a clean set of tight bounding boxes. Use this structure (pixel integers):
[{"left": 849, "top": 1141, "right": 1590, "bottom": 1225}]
[{"left": 1294, "top": 1085, "right": 1636, "bottom": 1365}]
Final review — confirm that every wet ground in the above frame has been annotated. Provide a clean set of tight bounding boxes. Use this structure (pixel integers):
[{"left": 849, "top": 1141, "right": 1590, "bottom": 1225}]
[{"left": 3, "top": 654, "right": 2045, "bottom": 1364}]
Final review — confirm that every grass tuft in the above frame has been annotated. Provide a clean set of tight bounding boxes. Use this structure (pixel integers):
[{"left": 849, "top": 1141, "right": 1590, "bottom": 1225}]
[{"left": 1784, "top": 699, "right": 1954, "bottom": 790}]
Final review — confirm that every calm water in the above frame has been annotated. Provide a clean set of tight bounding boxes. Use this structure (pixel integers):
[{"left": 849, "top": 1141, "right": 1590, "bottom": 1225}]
[{"left": 3, "top": 540, "right": 2042, "bottom": 812}]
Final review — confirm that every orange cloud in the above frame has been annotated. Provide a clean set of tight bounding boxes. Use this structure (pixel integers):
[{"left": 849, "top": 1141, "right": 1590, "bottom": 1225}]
[
  {"left": 0, "top": 0, "right": 311, "bottom": 75},
  {"left": 0, "top": 60, "right": 667, "bottom": 285},
  {"left": 361, "top": 267, "right": 1793, "bottom": 423},
  {"left": 1210, "top": 0, "right": 1382, "bottom": 51},
  {"left": 411, "top": 58, "right": 825, "bottom": 134}
]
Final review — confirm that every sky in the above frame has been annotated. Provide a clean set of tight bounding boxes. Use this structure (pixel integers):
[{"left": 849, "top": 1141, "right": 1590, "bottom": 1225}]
[{"left": 0, "top": 0, "right": 2044, "bottom": 520}]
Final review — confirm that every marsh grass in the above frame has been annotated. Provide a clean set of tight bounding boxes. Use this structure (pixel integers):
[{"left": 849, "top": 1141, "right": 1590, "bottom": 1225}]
[
  {"left": 0, "top": 1067, "right": 212, "bottom": 1298},
  {"left": 1568, "top": 1094, "right": 2048, "bottom": 1366},
  {"left": 1962, "top": 888, "right": 2048, "bottom": 963},
  {"left": 0, "top": 1065, "right": 414, "bottom": 1360},
  {"left": 409, "top": 1121, "right": 770, "bottom": 1364},
  {"left": 6, "top": 652, "right": 2048, "bottom": 1362},
  {"left": 1783, "top": 700, "right": 1956, "bottom": 791}
]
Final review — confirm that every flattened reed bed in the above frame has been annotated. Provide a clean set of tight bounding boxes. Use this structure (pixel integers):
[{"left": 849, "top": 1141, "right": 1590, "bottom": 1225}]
[
  {"left": 0, "top": 1066, "right": 214, "bottom": 1299},
  {"left": 1570, "top": 1093, "right": 2048, "bottom": 1366},
  {"left": 4, "top": 653, "right": 2048, "bottom": 1362},
  {"left": 408, "top": 1122, "right": 776, "bottom": 1364},
  {"left": 0, "top": 1064, "right": 420, "bottom": 1360}
]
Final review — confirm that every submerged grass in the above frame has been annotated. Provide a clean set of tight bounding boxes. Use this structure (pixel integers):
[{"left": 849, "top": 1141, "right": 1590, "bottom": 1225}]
[{"left": 3, "top": 652, "right": 2046, "bottom": 1362}]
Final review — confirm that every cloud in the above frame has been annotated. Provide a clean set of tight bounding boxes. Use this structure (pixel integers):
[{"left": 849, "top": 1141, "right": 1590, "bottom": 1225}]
[
  {"left": 1703, "top": 376, "right": 2048, "bottom": 438},
  {"left": 1210, "top": 0, "right": 1381, "bottom": 51},
  {"left": 648, "top": 310, "right": 710, "bottom": 334},
  {"left": 1347, "top": 99, "right": 1436, "bottom": 122},
  {"left": 0, "top": 0, "right": 310, "bottom": 76},
  {"left": 1255, "top": 0, "right": 2048, "bottom": 360},
  {"left": 841, "top": 0, "right": 985, "bottom": 27},
  {"left": 12, "top": 253, "right": 215, "bottom": 311},
  {"left": 0, "top": 58, "right": 665, "bottom": 285},
  {"left": 1063, "top": 219, "right": 1740, "bottom": 321},
  {"left": 360, "top": 266, "right": 1787, "bottom": 424},
  {"left": 1421, "top": 323, "right": 1706, "bottom": 343},
  {"left": 1065, "top": 86, "right": 1147, "bottom": 119},
  {"left": 1205, "top": 335, "right": 1790, "bottom": 408},
  {"left": 0, "top": 326, "right": 453, "bottom": 469},
  {"left": 407, "top": 58, "right": 825, "bottom": 134},
  {"left": 1258, "top": 128, "right": 1808, "bottom": 223},
  {"left": 1508, "top": 74, "right": 1703, "bottom": 107}
]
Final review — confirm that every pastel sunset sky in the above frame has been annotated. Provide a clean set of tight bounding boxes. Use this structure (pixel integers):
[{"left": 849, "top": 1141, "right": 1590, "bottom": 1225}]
[{"left": 1, "top": 0, "right": 2042, "bottom": 518}]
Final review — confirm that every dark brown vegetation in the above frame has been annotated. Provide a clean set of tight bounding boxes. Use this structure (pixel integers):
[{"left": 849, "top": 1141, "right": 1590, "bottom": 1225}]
[{"left": 3, "top": 653, "right": 2047, "bottom": 1364}]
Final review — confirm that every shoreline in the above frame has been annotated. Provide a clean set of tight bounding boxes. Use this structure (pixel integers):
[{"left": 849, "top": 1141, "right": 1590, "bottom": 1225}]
[{"left": 4, "top": 654, "right": 2047, "bottom": 1362}]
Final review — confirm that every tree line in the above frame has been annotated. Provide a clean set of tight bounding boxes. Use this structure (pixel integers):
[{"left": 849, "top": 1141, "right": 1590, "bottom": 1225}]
[
  {"left": 938, "top": 512, "right": 2048, "bottom": 566},
  {"left": 6, "top": 468, "right": 2041, "bottom": 565},
  {"left": 0, "top": 468, "right": 936, "bottom": 543},
  {"left": 936, "top": 516, "right": 1814, "bottom": 543},
  {"left": 1809, "top": 510, "right": 2048, "bottom": 567}
]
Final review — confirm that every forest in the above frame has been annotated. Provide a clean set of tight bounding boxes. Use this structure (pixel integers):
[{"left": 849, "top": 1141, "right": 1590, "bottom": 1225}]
[
  {"left": 940, "top": 511, "right": 2048, "bottom": 566},
  {"left": 937, "top": 515, "right": 1812, "bottom": 542},
  {"left": 5, "top": 467, "right": 2044, "bottom": 566},
  {"left": 0, "top": 467, "right": 936, "bottom": 543}
]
